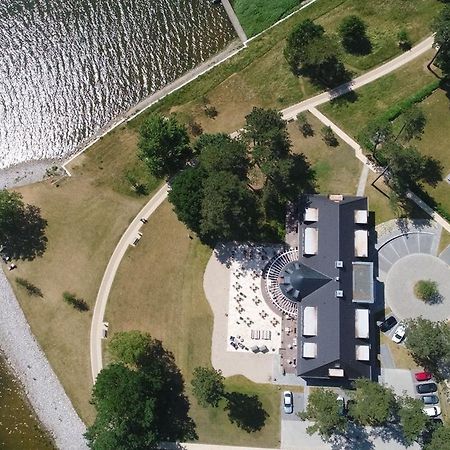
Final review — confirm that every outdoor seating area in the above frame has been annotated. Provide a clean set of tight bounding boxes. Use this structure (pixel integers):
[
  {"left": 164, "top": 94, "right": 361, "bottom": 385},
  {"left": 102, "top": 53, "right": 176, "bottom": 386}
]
[
  {"left": 280, "top": 315, "right": 298, "bottom": 374},
  {"left": 227, "top": 244, "right": 283, "bottom": 353}
]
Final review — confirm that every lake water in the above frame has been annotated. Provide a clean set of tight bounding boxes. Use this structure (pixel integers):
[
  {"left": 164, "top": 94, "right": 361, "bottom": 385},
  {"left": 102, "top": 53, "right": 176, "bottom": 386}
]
[
  {"left": 0, "top": 357, "right": 54, "bottom": 448},
  {"left": 0, "top": 0, "right": 235, "bottom": 445},
  {"left": 0, "top": 0, "right": 235, "bottom": 169}
]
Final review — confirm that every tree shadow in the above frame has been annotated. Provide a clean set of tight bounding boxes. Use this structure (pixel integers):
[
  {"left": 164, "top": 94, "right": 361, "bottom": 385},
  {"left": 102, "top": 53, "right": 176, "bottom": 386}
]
[
  {"left": 423, "top": 292, "right": 444, "bottom": 305},
  {"left": 139, "top": 339, "right": 198, "bottom": 442},
  {"left": 5, "top": 204, "right": 47, "bottom": 260},
  {"left": 343, "top": 36, "right": 373, "bottom": 56},
  {"left": 224, "top": 391, "right": 268, "bottom": 432},
  {"left": 329, "top": 89, "right": 359, "bottom": 106},
  {"left": 329, "top": 423, "right": 374, "bottom": 450},
  {"left": 368, "top": 423, "right": 408, "bottom": 447}
]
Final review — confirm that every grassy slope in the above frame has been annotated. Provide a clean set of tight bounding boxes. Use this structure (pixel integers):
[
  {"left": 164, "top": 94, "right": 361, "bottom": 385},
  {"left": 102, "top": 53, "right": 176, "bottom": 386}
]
[
  {"left": 232, "top": 0, "right": 300, "bottom": 37},
  {"left": 4, "top": 128, "right": 159, "bottom": 423},
  {"left": 105, "top": 200, "right": 287, "bottom": 447}
]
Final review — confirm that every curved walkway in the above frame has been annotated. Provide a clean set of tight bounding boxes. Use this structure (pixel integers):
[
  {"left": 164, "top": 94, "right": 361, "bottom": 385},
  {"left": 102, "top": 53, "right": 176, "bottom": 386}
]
[
  {"left": 90, "top": 184, "right": 168, "bottom": 381},
  {"left": 90, "top": 36, "right": 439, "bottom": 380},
  {"left": 386, "top": 254, "right": 450, "bottom": 321}
]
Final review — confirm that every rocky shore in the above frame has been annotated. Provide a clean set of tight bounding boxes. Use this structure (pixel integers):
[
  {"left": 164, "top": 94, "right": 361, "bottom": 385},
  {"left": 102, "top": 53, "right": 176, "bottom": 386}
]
[{"left": 0, "top": 270, "right": 88, "bottom": 449}]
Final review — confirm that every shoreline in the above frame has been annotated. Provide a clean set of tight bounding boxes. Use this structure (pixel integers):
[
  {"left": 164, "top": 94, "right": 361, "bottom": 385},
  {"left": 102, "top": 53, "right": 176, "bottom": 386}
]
[{"left": 0, "top": 269, "right": 88, "bottom": 449}]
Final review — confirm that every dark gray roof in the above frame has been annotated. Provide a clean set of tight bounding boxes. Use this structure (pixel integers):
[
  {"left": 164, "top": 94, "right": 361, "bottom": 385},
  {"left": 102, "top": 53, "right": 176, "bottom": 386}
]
[
  {"left": 294, "top": 195, "right": 375, "bottom": 382},
  {"left": 279, "top": 261, "right": 331, "bottom": 302}
]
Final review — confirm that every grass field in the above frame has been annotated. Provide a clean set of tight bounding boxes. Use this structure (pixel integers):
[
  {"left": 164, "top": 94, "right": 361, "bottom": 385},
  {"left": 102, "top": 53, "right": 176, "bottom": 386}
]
[
  {"left": 105, "top": 200, "right": 301, "bottom": 446},
  {"left": 289, "top": 112, "right": 362, "bottom": 195},
  {"left": 4, "top": 130, "right": 159, "bottom": 424},
  {"left": 231, "top": 0, "right": 300, "bottom": 37}
]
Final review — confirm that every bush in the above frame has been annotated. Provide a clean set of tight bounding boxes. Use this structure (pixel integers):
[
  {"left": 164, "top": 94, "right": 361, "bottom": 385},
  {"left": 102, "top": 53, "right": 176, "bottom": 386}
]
[
  {"left": 321, "top": 126, "right": 339, "bottom": 147},
  {"left": 15, "top": 277, "right": 43, "bottom": 297},
  {"left": 62, "top": 291, "right": 89, "bottom": 311},
  {"left": 397, "top": 29, "right": 411, "bottom": 51},
  {"left": 296, "top": 112, "right": 314, "bottom": 137},
  {"left": 204, "top": 105, "right": 218, "bottom": 119},
  {"left": 414, "top": 280, "right": 440, "bottom": 302}
]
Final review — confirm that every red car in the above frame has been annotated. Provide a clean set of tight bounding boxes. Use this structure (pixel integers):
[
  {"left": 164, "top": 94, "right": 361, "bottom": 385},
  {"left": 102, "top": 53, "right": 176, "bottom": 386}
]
[{"left": 415, "top": 371, "right": 433, "bottom": 382}]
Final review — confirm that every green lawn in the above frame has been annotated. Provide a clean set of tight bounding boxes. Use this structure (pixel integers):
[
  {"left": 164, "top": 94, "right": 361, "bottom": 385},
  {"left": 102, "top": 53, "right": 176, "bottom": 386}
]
[
  {"left": 105, "top": 201, "right": 292, "bottom": 447},
  {"left": 289, "top": 112, "right": 362, "bottom": 195},
  {"left": 231, "top": 0, "right": 300, "bottom": 37}
]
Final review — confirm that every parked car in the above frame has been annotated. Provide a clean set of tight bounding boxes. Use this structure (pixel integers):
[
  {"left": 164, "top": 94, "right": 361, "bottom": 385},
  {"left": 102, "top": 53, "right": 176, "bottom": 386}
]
[
  {"left": 421, "top": 395, "right": 439, "bottom": 405},
  {"left": 416, "top": 382, "right": 438, "bottom": 394},
  {"left": 283, "top": 391, "right": 293, "bottom": 414},
  {"left": 423, "top": 406, "right": 441, "bottom": 417},
  {"left": 378, "top": 316, "right": 397, "bottom": 332},
  {"left": 415, "top": 371, "right": 433, "bottom": 382},
  {"left": 391, "top": 324, "right": 406, "bottom": 343},
  {"left": 337, "top": 396, "right": 345, "bottom": 415}
]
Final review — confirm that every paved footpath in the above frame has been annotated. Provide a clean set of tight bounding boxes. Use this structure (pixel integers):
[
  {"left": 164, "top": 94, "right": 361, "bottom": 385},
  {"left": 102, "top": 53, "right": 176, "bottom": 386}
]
[{"left": 222, "top": 0, "right": 248, "bottom": 44}]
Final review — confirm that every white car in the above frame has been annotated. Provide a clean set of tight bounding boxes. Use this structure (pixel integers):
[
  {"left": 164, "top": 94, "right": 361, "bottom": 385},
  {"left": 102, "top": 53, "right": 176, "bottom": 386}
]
[
  {"left": 423, "top": 406, "right": 441, "bottom": 417},
  {"left": 283, "top": 391, "right": 293, "bottom": 414},
  {"left": 391, "top": 324, "right": 406, "bottom": 343}
]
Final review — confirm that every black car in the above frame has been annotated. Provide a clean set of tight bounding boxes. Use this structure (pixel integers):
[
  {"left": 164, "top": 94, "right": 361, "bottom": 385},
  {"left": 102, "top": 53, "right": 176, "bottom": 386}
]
[
  {"left": 416, "top": 383, "right": 438, "bottom": 394},
  {"left": 421, "top": 395, "right": 439, "bottom": 405},
  {"left": 378, "top": 316, "right": 397, "bottom": 332}
]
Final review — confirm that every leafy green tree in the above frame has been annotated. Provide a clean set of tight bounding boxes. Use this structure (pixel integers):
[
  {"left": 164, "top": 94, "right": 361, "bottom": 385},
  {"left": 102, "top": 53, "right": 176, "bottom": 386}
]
[
  {"left": 425, "top": 425, "right": 450, "bottom": 450},
  {"left": 359, "top": 120, "right": 393, "bottom": 153},
  {"left": 297, "top": 112, "right": 314, "bottom": 137},
  {"left": 398, "top": 396, "right": 428, "bottom": 446},
  {"left": 414, "top": 280, "right": 440, "bottom": 302},
  {"left": 244, "top": 107, "right": 289, "bottom": 151},
  {"left": 398, "top": 29, "right": 412, "bottom": 51},
  {"left": 348, "top": 379, "right": 397, "bottom": 426},
  {"left": 0, "top": 189, "right": 47, "bottom": 260},
  {"left": 430, "top": 5, "right": 450, "bottom": 77},
  {"left": 168, "top": 167, "right": 205, "bottom": 235},
  {"left": 405, "top": 318, "right": 450, "bottom": 378},
  {"left": 299, "top": 389, "right": 347, "bottom": 439},
  {"left": 398, "top": 105, "right": 427, "bottom": 141},
  {"left": 86, "top": 333, "right": 197, "bottom": 449},
  {"left": 321, "top": 125, "right": 338, "bottom": 147},
  {"left": 284, "top": 19, "right": 325, "bottom": 74},
  {"left": 191, "top": 367, "right": 225, "bottom": 407},
  {"left": 339, "top": 15, "right": 371, "bottom": 54},
  {"left": 199, "top": 136, "right": 249, "bottom": 180},
  {"left": 138, "top": 114, "right": 191, "bottom": 178},
  {"left": 200, "top": 172, "right": 259, "bottom": 241},
  {"left": 62, "top": 292, "right": 89, "bottom": 311}
]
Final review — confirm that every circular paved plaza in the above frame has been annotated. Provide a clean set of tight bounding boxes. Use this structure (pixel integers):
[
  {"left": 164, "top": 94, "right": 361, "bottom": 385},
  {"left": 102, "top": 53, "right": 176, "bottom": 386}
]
[{"left": 386, "top": 254, "right": 450, "bottom": 321}]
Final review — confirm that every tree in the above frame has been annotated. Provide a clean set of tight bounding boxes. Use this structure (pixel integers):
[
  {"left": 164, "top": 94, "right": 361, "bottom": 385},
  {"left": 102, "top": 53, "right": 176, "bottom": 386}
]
[
  {"left": 339, "top": 15, "right": 371, "bottom": 54},
  {"left": 168, "top": 167, "right": 205, "bottom": 234},
  {"left": 398, "top": 29, "right": 412, "bottom": 51},
  {"left": 398, "top": 396, "right": 428, "bottom": 446},
  {"left": 425, "top": 425, "right": 450, "bottom": 450},
  {"left": 191, "top": 367, "right": 225, "bottom": 407},
  {"left": 405, "top": 318, "right": 450, "bottom": 378},
  {"left": 0, "top": 190, "right": 47, "bottom": 260},
  {"left": 297, "top": 112, "right": 314, "bottom": 137},
  {"left": 200, "top": 172, "right": 259, "bottom": 241},
  {"left": 430, "top": 5, "right": 450, "bottom": 77},
  {"left": 398, "top": 105, "right": 427, "bottom": 141},
  {"left": 284, "top": 19, "right": 325, "bottom": 74},
  {"left": 199, "top": 136, "right": 249, "bottom": 180},
  {"left": 244, "top": 107, "right": 289, "bottom": 151},
  {"left": 299, "top": 389, "right": 347, "bottom": 439},
  {"left": 414, "top": 280, "right": 440, "bottom": 303},
  {"left": 321, "top": 126, "right": 339, "bottom": 147},
  {"left": 138, "top": 114, "right": 191, "bottom": 178},
  {"left": 86, "top": 332, "right": 197, "bottom": 449},
  {"left": 348, "top": 379, "right": 397, "bottom": 426},
  {"left": 62, "top": 292, "right": 89, "bottom": 311},
  {"left": 359, "top": 120, "right": 393, "bottom": 154}
]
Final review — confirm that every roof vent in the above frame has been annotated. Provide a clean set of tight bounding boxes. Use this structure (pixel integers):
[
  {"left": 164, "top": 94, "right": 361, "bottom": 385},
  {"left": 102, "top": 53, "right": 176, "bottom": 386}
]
[
  {"left": 335, "top": 260, "right": 344, "bottom": 268},
  {"left": 335, "top": 290, "right": 344, "bottom": 298}
]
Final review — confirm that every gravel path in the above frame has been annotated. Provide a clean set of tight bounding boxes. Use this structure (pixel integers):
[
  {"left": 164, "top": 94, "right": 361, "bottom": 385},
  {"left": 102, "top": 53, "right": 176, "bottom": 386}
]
[{"left": 0, "top": 269, "right": 88, "bottom": 450}]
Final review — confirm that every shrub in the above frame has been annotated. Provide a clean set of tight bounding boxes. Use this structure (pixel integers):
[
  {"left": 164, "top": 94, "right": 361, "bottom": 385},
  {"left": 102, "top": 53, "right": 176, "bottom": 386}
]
[
  {"left": 15, "top": 277, "right": 43, "bottom": 297},
  {"left": 297, "top": 112, "right": 314, "bottom": 137},
  {"left": 414, "top": 280, "right": 440, "bottom": 302},
  {"left": 62, "top": 291, "right": 89, "bottom": 311},
  {"left": 204, "top": 105, "right": 218, "bottom": 119},
  {"left": 321, "top": 126, "right": 338, "bottom": 147}
]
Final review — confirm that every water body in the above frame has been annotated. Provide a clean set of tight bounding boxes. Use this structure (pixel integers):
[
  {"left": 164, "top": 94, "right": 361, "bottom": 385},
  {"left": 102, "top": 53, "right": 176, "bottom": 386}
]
[
  {"left": 0, "top": 357, "right": 54, "bottom": 448},
  {"left": 0, "top": 0, "right": 236, "bottom": 169}
]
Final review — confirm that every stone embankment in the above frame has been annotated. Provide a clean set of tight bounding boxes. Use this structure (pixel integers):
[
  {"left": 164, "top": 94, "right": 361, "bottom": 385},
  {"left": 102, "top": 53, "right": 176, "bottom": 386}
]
[{"left": 0, "top": 270, "right": 88, "bottom": 450}]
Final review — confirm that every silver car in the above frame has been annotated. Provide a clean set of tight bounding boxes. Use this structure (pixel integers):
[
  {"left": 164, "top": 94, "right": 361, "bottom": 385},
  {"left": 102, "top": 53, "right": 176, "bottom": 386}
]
[{"left": 283, "top": 391, "right": 293, "bottom": 414}]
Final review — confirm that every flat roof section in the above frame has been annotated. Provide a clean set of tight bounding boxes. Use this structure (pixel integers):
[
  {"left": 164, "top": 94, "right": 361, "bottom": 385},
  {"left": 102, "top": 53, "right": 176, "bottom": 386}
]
[
  {"left": 302, "top": 306, "right": 318, "bottom": 336},
  {"left": 303, "top": 227, "right": 318, "bottom": 255},
  {"left": 354, "top": 229, "right": 368, "bottom": 257},
  {"left": 355, "top": 309, "right": 369, "bottom": 338},
  {"left": 352, "top": 262, "right": 374, "bottom": 303},
  {"left": 304, "top": 207, "right": 318, "bottom": 222}
]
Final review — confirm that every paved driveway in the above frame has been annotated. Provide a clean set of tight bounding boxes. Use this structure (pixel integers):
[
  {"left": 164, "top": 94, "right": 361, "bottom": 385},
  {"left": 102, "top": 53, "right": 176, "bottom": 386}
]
[
  {"left": 380, "top": 369, "right": 416, "bottom": 397},
  {"left": 385, "top": 254, "right": 450, "bottom": 321}
]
